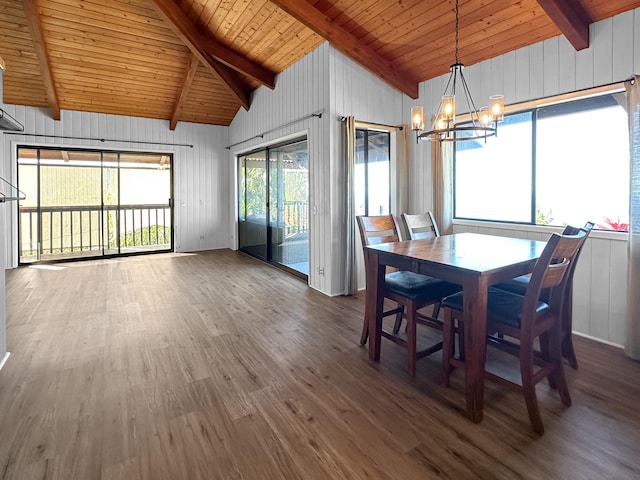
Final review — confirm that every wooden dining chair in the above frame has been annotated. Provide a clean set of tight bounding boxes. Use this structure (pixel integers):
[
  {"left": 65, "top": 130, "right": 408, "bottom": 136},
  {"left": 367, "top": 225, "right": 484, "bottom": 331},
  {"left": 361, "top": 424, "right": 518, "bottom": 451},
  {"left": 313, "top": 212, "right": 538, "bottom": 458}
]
[
  {"left": 493, "top": 221, "right": 594, "bottom": 368},
  {"left": 357, "top": 214, "right": 461, "bottom": 376},
  {"left": 401, "top": 212, "right": 440, "bottom": 240},
  {"left": 441, "top": 231, "right": 586, "bottom": 434},
  {"left": 400, "top": 212, "right": 447, "bottom": 322}
]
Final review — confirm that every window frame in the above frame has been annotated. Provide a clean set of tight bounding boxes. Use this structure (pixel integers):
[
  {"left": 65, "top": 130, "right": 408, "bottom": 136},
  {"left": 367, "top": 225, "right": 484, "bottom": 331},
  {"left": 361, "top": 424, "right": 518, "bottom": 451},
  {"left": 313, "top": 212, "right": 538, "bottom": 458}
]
[{"left": 453, "top": 85, "right": 628, "bottom": 229}]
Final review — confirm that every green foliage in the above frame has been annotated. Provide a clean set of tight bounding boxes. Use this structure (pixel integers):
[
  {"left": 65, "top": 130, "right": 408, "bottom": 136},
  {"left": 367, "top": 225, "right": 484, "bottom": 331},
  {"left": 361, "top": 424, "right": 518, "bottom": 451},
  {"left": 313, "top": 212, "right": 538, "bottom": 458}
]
[
  {"left": 118, "top": 225, "right": 172, "bottom": 247},
  {"left": 536, "top": 205, "right": 554, "bottom": 225}
]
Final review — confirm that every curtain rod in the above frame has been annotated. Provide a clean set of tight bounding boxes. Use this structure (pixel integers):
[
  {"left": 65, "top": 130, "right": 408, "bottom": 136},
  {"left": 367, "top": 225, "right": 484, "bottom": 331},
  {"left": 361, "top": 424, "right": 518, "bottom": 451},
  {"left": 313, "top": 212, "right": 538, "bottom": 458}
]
[
  {"left": 226, "top": 111, "right": 323, "bottom": 150},
  {"left": 340, "top": 116, "right": 403, "bottom": 131},
  {"left": 2, "top": 131, "right": 194, "bottom": 148}
]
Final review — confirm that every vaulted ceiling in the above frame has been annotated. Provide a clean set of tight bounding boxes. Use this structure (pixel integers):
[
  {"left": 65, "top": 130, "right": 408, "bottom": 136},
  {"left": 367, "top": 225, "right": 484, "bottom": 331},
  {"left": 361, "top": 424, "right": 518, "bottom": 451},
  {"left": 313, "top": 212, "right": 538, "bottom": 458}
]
[{"left": 0, "top": 0, "right": 638, "bottom": 128}]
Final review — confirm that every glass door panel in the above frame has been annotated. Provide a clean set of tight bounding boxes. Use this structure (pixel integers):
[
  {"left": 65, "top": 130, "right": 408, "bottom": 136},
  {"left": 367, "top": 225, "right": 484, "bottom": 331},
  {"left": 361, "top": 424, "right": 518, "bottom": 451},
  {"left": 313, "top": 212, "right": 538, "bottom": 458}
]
[
  {"left": 269, "top": 140, "right": 309, "bottom": 275},
  {"left": 17, "top": 149, "right": 39, "bottom": 263},
  {"left": 103, "top": 152, "right": 119, "bottom": 255},
  {"left": 238, "top": 150, "right": 268, "bottom": 261},
  {"left": 39, "top": 150, "right": 102, "bottom": 260},
  {"left": 119, "top": 153, "right": 172, "bottom": 253}
]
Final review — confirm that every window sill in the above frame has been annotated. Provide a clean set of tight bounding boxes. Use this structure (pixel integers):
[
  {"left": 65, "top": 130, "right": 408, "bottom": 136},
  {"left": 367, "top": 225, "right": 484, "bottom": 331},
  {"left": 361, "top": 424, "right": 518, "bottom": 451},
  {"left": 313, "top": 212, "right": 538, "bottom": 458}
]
[{"left": 452, "top": 219, "right": 628, "bottom": 242}]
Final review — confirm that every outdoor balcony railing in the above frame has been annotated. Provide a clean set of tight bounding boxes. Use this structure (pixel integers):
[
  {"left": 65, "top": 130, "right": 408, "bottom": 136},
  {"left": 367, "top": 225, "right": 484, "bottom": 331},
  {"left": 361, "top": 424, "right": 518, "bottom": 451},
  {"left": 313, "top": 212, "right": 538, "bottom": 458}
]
[{"left": 19, "top": 203, "right": 171, "bottom": 261}]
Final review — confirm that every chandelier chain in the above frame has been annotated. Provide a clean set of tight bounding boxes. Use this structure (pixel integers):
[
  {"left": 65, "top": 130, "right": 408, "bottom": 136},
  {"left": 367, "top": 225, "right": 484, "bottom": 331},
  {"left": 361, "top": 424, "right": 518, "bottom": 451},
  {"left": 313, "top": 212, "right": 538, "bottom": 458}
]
[{"left": 455, "top": 0, "right": 459, "bottom": 64}]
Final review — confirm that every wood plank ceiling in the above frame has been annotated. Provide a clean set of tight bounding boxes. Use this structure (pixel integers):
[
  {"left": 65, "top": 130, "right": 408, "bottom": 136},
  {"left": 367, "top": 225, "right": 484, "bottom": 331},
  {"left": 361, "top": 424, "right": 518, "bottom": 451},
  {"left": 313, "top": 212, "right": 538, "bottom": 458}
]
[{"left": 0, "top": 0, "right": 638, "bottom": 128}]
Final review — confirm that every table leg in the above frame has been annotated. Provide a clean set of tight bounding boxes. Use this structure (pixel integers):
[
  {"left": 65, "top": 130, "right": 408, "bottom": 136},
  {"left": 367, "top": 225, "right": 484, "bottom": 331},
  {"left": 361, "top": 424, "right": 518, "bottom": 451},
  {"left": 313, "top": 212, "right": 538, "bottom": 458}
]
[
  {"left": 365, "top": 249, "right": 385, "bottom": 362},
  {"left": 463, "top": 277, "right": 488, "bottom": 423}
]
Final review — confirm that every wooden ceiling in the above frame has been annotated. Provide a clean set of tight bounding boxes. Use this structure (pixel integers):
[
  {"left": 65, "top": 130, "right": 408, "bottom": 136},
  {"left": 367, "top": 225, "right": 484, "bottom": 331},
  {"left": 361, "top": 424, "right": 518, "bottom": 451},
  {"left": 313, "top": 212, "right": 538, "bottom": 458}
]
[{"left": 0, "top": 0, "right": 639, "bottom": 128}]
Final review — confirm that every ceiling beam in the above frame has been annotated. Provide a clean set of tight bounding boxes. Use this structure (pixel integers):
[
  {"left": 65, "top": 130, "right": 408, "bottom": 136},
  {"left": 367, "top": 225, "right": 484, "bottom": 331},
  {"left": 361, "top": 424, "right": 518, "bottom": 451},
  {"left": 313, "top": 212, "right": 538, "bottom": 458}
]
[
  {"left": 199, "top": 36, "right": 276, "bottom": 89},
  {"left": 269, "top": 0, "right": 419, "bottom": 99},
  {"left": 170, "top": 55, "right": 199, "bottom": 131},
  {"left": 536, "top": 0, "right": 590, "bottom": 50},
  {"left": 150, "top": 0, "right": 276, "bottom": 110},
  {"left": 23, "top": 0, "right": 60, "bottom": 120},
  {"left": 150, "top": 0, "right": 249, "bottom": 109}
]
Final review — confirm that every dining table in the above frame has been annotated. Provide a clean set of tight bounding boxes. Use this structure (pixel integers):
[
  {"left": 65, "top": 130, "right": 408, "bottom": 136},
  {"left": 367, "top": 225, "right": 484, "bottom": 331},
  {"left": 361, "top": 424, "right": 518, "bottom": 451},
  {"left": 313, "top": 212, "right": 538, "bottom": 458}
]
[{"left": 364, "top": 232, "right": 548, "bottom": 423}]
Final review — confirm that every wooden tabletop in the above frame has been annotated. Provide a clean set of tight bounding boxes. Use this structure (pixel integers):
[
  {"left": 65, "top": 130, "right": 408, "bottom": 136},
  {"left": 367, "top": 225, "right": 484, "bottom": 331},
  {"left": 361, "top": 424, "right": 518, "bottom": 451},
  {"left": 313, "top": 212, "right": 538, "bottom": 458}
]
[{"left": 365, "top": 232, "right": 547, "bottom": 276}]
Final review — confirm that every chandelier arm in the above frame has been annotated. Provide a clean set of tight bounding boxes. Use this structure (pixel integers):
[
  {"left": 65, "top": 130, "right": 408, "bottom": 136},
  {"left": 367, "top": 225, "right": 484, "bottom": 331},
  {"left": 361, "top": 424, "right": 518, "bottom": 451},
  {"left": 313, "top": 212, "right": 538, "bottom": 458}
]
[{"left": 458, "top": 70, "right": 482, "bottom": 123}]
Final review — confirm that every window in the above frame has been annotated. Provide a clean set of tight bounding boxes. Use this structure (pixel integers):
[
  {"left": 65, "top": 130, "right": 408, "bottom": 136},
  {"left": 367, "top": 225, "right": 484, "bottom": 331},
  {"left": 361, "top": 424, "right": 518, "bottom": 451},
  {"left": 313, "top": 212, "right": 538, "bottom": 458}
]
[
  {"left": 454, "top": 92, "right": 630, "bottom": 231},
  {"left": 355, "top": 129, "right": 390, "bottom": 216}
]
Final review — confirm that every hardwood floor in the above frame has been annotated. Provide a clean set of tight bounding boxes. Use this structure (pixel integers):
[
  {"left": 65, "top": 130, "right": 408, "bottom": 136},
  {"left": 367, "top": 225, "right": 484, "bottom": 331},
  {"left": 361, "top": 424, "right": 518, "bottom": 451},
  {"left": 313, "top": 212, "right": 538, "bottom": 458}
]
[{"left": 1, "top": 249, "right": 639, "bottom": 479}]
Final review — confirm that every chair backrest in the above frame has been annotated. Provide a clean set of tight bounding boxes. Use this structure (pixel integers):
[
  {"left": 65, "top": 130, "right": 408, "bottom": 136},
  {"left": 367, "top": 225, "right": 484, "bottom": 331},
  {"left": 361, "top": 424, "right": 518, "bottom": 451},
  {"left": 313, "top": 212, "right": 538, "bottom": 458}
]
[
  {"left": 356, "top": 215, "right": 400, "bottom": 247},
  {"left": 401, "top": 212, "right": 440, "bottom": 240},
  {"left": 561, "top": 221, "right": 594, "bottom": 299},
  {"left": 521, "top": 231, "right": 587, "bottom": 332},
  {"left": 561, "top": 221, "right": 594, "bottom": 236}
]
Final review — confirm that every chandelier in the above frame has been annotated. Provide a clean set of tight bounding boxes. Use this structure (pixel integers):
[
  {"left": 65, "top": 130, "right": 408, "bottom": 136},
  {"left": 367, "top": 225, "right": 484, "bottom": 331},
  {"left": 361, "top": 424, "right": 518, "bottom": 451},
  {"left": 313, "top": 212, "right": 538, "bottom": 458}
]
[{"left": 411, "top": 0, "right": 504, "bottom": 142}]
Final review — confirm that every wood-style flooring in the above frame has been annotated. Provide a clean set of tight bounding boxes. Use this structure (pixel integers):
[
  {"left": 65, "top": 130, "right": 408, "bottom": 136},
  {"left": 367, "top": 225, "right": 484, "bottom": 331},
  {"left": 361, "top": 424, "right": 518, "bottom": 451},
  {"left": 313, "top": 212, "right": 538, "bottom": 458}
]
[{"left": 1, "top": 249, "right": 639, "bottom": 479}]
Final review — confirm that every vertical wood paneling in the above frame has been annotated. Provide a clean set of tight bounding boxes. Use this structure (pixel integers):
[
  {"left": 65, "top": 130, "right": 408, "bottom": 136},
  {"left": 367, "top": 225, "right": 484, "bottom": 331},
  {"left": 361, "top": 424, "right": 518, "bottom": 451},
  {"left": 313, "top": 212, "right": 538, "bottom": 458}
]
[
  {"left": 502, "top": 51, "right": 517, "bottom": 104},
  {"left": 589, "top": 238, "right": 611, "bottom": 340},
  {"left": 515, "top": 48, "right": 531, "bottom": 102},
  {"left": 573, "top": 239, "right": 592, "bottom": 335},
  {"left": 575, "top": 29, "right": 595, "bottom": 90},
  {"left": 528, "top": 42, "right": 544, "bottom": 99},
  {"left": 593, "top": 18, "right": 614, "bottom": 86},
  {"left": 612, "top": 11, "right": 634, "bottom": 80},
  {"left": 609, "top": 240, "right": 628, "bottom": 344},
  {"left": 542, "top": 38, "right": 559, "bottom": 96}
]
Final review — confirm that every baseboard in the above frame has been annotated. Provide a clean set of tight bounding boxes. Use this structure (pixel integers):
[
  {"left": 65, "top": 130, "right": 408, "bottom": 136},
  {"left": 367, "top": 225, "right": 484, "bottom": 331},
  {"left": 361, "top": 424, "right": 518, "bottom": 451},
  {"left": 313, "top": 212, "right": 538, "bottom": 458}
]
[
  {"left": 0, "top": 352, "right": 10, "bottom": 371},
  {"left": 573, "top": 331, "right": 623, "bottom": 349}
]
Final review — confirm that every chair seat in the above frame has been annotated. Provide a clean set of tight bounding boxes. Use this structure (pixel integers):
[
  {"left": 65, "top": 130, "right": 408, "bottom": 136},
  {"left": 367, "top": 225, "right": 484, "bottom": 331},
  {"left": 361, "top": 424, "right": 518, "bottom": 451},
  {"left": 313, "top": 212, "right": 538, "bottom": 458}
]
[
  {"left": 493, "top": 275, "right": 530, "bottom": 296},
  {"left": 385, "top": 271, "right": 460, "bottom": 301},
  {"left": 441, "top": 287, "right": 549, "bottom": 328}
]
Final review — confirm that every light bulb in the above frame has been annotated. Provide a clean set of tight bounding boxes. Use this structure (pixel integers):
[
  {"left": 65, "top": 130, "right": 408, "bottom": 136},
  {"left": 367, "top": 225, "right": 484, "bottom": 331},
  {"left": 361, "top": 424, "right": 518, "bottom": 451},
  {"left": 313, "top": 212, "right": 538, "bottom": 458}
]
[{"left": 490, "top": 95, "right": 504, "bottom": 121}]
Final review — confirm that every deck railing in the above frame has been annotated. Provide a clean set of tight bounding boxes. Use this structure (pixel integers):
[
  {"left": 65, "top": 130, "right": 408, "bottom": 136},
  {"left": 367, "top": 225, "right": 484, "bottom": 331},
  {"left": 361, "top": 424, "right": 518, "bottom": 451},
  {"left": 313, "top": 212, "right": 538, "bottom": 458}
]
[
  {"left": 19, "top": 204, "right": 171, "bottom": 260},
  {"left": 282, "top": 201, "right": 309, "bottom": 237}
]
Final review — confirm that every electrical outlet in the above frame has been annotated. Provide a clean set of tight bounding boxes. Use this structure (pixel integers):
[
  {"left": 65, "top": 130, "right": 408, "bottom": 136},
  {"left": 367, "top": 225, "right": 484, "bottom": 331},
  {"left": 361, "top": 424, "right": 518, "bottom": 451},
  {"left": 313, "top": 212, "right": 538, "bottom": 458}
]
[
  {"left": 199, "top": 235, "right": 205, "bottom": 239},
  {"left": 318, "top": 267, "right": 324, "bottom": 276}
]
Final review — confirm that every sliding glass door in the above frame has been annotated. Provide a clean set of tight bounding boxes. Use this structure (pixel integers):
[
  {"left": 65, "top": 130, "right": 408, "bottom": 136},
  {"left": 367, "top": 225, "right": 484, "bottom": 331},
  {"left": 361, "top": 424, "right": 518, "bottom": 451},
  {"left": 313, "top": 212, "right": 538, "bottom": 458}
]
[
  {"left": 238, "top": 138, "right": 309, "bottom": 277},
  {"left": 17, "top": 147, "right": 173, "bottom": 263}
]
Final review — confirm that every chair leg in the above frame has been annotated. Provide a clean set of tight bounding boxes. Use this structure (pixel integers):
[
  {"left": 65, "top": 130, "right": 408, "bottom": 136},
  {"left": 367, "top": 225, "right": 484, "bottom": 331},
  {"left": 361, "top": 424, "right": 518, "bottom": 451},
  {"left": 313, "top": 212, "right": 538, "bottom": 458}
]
[
  {"left": 561, "top": 286, "right": 578, "bottom": 369},
  {"left": 359, "top": 316, "right": 369, "bottom": 346},
  {"left": 432, "top": 301, "right": 441, "bottom": 321},
  {"left": 548, "top": 326, "right": 572, "bottom": 407},
  {"left": 407, "top": 303, "right": 417, "bottom": 377},
  {"left": 539, "top": 332, "right": 557, "bottom": 390},
  {"left": 457, "top": 319, "right": 465, "bottom": 361},
  {"left": 392, "top": 305, "right": 405, "bottom": 334},
  {"left": 441, "top": 308, "right": 455, "bottom": 386},
  {"left": 561, "top": 301, "right": 578, "bottom": 369},
  {"left": 562, "top": 334, "right": 579, "bottom": 370},
  {"left": 520, "top": 341, "right": 544, "bottom": 434}
]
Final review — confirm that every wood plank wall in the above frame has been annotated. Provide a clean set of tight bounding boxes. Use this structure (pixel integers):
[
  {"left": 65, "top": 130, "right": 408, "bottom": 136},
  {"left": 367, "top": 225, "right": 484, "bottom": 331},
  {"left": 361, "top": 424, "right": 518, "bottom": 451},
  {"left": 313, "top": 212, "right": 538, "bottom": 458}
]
[{"left": 406, "top": 8, "right": 640, "bottom": 345}]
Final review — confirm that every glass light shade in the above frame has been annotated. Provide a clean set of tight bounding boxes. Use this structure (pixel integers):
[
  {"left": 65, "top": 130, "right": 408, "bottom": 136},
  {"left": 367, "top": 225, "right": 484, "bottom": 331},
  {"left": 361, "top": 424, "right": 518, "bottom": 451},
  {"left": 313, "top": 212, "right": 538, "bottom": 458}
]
[
  {"left": 411, "top": 106, "right": 424, "bottom": 131},
  {"left": 435, "top": 115, "right": 446, "bottom": 130},
  {"left": 442, "top": 95, "right": 455, "bottom": 121},
  {"left": 479, "top": 107, "right": 491, "bottom": 126},
  {"left": 490, "top": 95, "right": 504, "bottom": 121}
]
